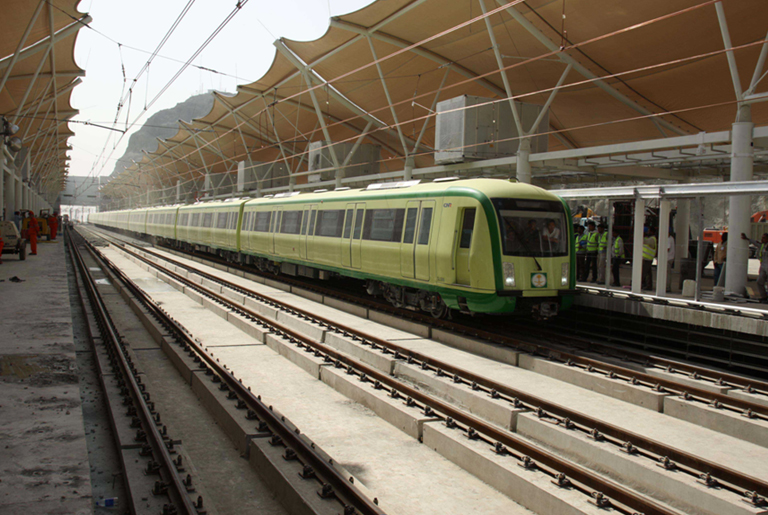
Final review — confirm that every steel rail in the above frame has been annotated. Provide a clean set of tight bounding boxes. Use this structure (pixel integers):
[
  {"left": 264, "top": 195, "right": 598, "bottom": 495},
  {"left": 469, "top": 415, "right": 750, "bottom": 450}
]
[
  {"left": 66, "top": 228, "right": 202, "bottom": 515},
  {"left": 89, "top": 236, "right": 683, "bottom": 515},
  {"left": 95, "top": 225, "right": 768, "bottom": 397},
  {"left": 91, "top": 229, "right": 768, "bottom": 508},
  {"left": 78, "top": 231, "right": 387, "bottom": 515},
  {"left": 113, "top": 234, "right": 768, "bottom": 421},
  {"left": 143, "top": 234, "right": 768, "bottom": 398}
]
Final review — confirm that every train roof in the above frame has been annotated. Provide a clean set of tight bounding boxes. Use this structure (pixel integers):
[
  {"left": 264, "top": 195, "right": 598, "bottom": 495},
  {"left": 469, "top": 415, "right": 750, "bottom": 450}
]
[{"left": 239, "top": 178, "right": 560, "bottom": 207}]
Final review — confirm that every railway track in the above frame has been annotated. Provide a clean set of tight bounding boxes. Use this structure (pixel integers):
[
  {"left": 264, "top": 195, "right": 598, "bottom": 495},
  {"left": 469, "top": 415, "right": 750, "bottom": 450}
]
[
  {"left": 68, "top": 228, "right": 206, "bottom": 515},
  {"left": 69, "top": 226, "right": 386, "bottom": 515},
  {"left": 95, "top": 225, "right": 768, "bottom": 409},
  {"left": 85, "top": 225, "right": 768, "bottom": 512}
]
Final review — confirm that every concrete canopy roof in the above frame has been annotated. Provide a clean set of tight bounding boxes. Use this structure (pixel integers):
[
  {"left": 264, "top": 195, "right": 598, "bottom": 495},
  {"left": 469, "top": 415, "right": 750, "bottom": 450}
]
[
  {"left": 105, "top": 0, "right": 768, "bottom": 203},
  {"left": 0, "top": 0, "right": 90, "bottom": 201}
]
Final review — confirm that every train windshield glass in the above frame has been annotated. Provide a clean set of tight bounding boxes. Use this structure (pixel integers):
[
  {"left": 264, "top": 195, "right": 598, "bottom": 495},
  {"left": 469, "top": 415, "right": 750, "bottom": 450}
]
[{"left": 492, "top": 198, "right": 568, "bottom": 257}]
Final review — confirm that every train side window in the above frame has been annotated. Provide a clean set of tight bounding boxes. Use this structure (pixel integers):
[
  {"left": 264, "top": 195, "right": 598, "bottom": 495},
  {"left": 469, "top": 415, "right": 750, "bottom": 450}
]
[
  {"left": 254, "top": 211, "right": 271, "bottom": 232},
  {"left": 459, "top": 208, "right": 476, "bottom": 248},
  {"left": 229, "top": 212, "right": 237, "bottom": 230},
  {"left": 203, "top": 212, "right": 213, "bottom": 228},
  {"left": 191, "top": 213, "right": 200, "bottom": 226},
  {"left": 363, "top": 209, "right": 406, "bottom": 242},
  {"left": 301, "top": 210, "right": 309, "bottom": 235},
  {"left": 309, "top": 210, "right": 317, "bottom": 235},
  {"left": 418, "top": 207, "right": 433, "bottom": 245},
  {"left": 315, "top": 209, "right": 345, "bottom": 237},
  {"left": 216, "top": 213, "right": 228, "bottom": 229},
  {"left": 281, "top": 211, "right": 302, "bottom": 234},
  {"left": 353, "top": 209, "right": 364, "bottom": 239},
  {"left": 403, "top": 208, "right": 418, "bottom": 244},
  {"left": 343, "top": 209, "right": 354, "bottom": 238}
]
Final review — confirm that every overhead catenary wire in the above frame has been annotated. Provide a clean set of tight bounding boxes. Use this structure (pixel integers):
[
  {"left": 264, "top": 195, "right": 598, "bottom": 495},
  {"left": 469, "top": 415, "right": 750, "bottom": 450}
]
[{"left": 107, "top": 0, "right": 739, "bottom": 192}]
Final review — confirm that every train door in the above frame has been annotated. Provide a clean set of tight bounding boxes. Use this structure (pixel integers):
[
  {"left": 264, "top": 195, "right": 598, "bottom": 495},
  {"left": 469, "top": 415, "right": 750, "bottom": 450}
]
[
  {"left": 414, "top": 201, "right": 434, "bottom": 281},
  {"left": 350, "top": 204, "right": 365, "bottom": 269},
  {"left": 304, "top": 204, "right": 318, "bottom": 260},
  {"left": 271, "top": 207, "right": 282, "bottom": 255},
  {"left": 341, "top": 204, "right": 355, "bottom": 268},
  {"left": 401, "top": 201, "right": 420, "bottom": 278},
  {"left": 454, "top": 207, "right": 476, "bottom": 285}
]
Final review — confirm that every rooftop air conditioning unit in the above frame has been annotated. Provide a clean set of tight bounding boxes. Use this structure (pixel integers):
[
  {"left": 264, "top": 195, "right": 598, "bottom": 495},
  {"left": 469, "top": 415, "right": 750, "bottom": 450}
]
[{"left": 434, "top": 95, "right": 548, "bottom": 165}]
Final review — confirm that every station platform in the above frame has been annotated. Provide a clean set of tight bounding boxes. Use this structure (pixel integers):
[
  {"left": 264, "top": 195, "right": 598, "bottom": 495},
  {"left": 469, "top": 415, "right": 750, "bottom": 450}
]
[
  {"left": 573, "top": 257, "right": 768, "bottom": 337},
  {"left": 0, "top": 237, "right": 92, "bottom": 514}
]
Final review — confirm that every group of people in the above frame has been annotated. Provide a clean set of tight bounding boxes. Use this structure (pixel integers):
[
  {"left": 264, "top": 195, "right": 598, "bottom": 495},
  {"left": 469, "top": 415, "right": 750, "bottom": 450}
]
[
  {"left": 0, "top": 210, "right": 59, "bottom": 265},
  {"left": 575, "top": 221, "right": 675, "bottom": 292}
]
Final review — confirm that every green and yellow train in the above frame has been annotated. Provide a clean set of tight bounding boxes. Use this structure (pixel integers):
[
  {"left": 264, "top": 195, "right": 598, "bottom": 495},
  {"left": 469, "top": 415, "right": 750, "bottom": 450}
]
[{"left": 91, "top": 178, "right": 576, "bottom": 318}]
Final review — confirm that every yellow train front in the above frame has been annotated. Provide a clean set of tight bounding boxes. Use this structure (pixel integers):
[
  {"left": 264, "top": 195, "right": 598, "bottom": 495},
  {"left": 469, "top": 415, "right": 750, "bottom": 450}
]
[{"left": 91, "top": 178, "right": 576, "bottom": 318}]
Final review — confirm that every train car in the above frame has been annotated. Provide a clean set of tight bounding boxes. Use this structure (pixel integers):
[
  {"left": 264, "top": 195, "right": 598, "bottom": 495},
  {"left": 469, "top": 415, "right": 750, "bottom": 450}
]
[
  {"left": 177, "top": 199, "right": 245, "bottom": 256},
  {"left": 95, "top": 178, "right": 575, "bottom": 317},
  {"left": 236, "top": 179, "right": 574, "bottom": 317},
  {"left": 128, "top": 208, "right": 148, "bottom": 235},
  {"left": 146, "top": 206, "right": 180, "bottom": 244}
]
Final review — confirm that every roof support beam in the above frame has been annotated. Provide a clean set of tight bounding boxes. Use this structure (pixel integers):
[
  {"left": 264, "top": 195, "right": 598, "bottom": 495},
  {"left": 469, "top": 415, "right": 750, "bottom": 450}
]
[
  {"left": 178, "top": 120, "right": 237, "bottom": 168},
  {"left": 11, "top": 43, "right": 52, "bottom": 125},
  {"left": 747, "top": 31, "right": 768, "bottom": 96},
  {"left": 18, "top": 77, "right": 82, "bottom": 131},
  {"left": 527, "top": 63, "right": 572, "bottom": 136},
  {"left": 0, "top": 14, "right": 93, "bottom": 72},
  {"left": 0, "top": 0, "right": 46, "bottom": 93},
  {"left": 479, "top": 0, "right": 524, "bottom": 136},
  {"left": 413, "top": 67, "right": 449, "bottom": 155},
  {"left": 493, "top": 0, "right": 687, "bottom": 137},
  {"left": 366, "top": 35, "right": 410, "bottom": 157},
  {"left": 715, "top": 1, "right": 743, "bottom": 102}
]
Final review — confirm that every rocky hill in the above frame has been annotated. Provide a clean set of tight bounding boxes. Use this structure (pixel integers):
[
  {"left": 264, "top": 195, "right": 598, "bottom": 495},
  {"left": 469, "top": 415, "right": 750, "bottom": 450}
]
[{"left": 109, "top": 92, "right": 215, "bottom": 178}]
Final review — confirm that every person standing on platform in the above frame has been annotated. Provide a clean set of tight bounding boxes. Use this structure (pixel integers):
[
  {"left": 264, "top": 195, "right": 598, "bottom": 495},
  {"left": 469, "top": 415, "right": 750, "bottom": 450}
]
[
  {"left": 742, "top": 232, "right": 768, "bottom": 301},
  {"left": 596, "top": 223, "right": 608, "bottom": 284},
  {"left": 611, "top": 233, "right": 625, "bottom": 287},
  {"left": 642, "top": 227, "right": 657, "bottom": 291},
  {"left": 0, "top": 232, "right": 4, "bottom": 264},
  {"left": 713, "top": 232, "right": 728, "bottom": 287},
  {"left": 13, "top": 211, "right": 21, "bottom": 231},
  {"left": 575, "top": 224, "right": 587, "bottom": 281},
  {"left": 666, "top": 229, "right": 675, "bottom": 292},
  {"left": 48, "top": 212, "right": 59, "bottom": 240},
  {"left": 26, "top": 211, "right": 39, "bottom": 255},
  {"left": 585, "top": 220, "right": 598, "bottom": 282}
]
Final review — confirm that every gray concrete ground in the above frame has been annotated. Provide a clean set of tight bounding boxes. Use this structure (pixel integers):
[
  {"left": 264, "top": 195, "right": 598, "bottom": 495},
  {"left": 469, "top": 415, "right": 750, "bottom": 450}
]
[
  {"left": 0, "top": 238, "right": 93, "bottom": 514},
  {"left": 99, "top": 245, "right": 537, "bottom": 515}
]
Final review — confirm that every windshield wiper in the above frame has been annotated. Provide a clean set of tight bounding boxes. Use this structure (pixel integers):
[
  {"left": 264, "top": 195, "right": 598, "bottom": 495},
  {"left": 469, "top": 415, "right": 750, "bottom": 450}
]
[{"left": 504, "top": 219, "right": 542, "bottom": 271}]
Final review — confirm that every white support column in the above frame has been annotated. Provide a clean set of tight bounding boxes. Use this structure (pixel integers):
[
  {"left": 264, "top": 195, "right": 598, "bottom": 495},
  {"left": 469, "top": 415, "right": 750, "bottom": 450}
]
[
  {"left": 631, "top": 199, "right": 646, "bottom": 294},
  {"left": 724, "top": 115, "right": 754, "bottom": 295},
  {"left": 403, "top": 156, "right": 415, "bottom": 181},
  {"left": 695, "top": 199, "right": 705, "bottom": 301},
  {"left": 516, "top": 139, "right": 531, "bottom": 184},
  {"left": 0, "top": 158, "right": 4, "bottom": 220},
  {"left": 6, "top": 168, "right": 15, "bottom": 221},
  {"left": 655, "top": 199, "right": 671, "bottom": 296},
  {"left": 15, "top": 175, "right": 22, "bottom": 214}
]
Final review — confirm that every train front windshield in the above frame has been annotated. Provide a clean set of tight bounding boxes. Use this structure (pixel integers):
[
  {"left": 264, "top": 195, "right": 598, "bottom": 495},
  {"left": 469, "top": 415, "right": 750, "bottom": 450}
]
[{"left": 493, "top": 198, "right": 568, "bottom": 257}]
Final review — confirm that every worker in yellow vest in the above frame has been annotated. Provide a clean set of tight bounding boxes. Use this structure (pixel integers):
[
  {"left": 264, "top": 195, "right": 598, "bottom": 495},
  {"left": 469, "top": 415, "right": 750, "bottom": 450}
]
[
  {"left": 575, "top": 224, "right": 587, "bottom": 281},
  {"left": 585, "top": 220, "right": 598, "bottom": 282},
  {"left": 742, "top": 232, "right": 768, "bottom": 301},
  {"left": 611, "top": 234, "right": 625, "bottom": 287},
  {"left": 596, "top": 223, "right": 608, "bottom": 284},
  {"left": 641, "top": 226, "right": 657, "bottom": 291}
]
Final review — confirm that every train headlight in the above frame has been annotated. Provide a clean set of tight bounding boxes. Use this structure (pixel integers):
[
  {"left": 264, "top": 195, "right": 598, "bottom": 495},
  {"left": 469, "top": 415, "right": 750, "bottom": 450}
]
[
  {"left": 503, "top": 262, "right": 515, "bottom": 288},
  {"left": 561, "top": 263, "right": 569, "bottom": 286}
]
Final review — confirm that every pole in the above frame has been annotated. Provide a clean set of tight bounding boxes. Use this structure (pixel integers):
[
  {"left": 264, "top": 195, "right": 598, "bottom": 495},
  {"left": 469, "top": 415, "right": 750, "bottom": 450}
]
[
  {"left": 656, "top": 199, "right": 671, "bottom": 296},
  {"left": 724, "top": 109, "right": 753, "bottom": 295},
  {"left": 631, "top": 198, "right": 645, "bottom": 294},
  {"left": 605, "top": 198, "right": 612, "bottom": 288},
  {"left": 695, "top": 198, "right": 705, "bottom": 302},
  {"left": 516, "top": 139, "right": 532, "bottom": 184}
]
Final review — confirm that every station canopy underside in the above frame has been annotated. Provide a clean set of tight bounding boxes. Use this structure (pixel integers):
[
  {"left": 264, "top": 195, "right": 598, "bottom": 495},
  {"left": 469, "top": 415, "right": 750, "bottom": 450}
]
[
  {"left": 105, "top": 0, "right": 768, "bottom": 204},
  {"left": 1, "top": 0, "right": 89, "bottom": 201}
]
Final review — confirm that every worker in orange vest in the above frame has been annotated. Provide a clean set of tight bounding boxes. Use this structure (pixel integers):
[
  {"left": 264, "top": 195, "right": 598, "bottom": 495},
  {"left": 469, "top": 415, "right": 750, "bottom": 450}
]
[
  {"left": 48, "top": 212, "right": 59, "bottom": 240},
  {"left": 27, "top": 211, "right": 39, "bottom": 255}
]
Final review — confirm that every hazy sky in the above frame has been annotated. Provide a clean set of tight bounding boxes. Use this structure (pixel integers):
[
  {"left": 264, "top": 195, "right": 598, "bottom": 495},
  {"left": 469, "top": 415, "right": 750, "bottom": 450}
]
[{"left": 69, "top": 0, "right": 375, "bottom": 178}]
